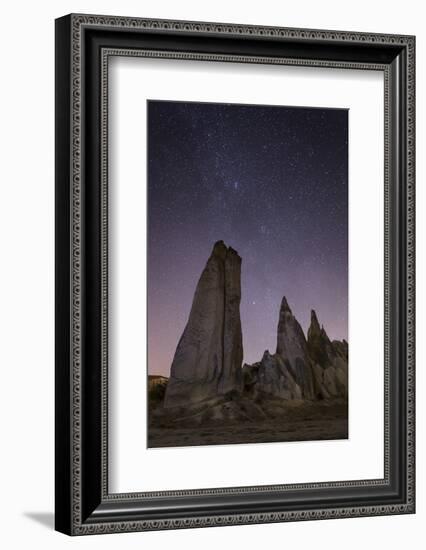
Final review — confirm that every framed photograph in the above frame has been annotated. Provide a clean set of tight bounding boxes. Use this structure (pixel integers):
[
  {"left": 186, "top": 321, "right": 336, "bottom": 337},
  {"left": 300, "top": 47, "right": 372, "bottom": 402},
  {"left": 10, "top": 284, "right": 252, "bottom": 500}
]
[{"left": 55, "top": 14, "right": 415, "bottom": 535}]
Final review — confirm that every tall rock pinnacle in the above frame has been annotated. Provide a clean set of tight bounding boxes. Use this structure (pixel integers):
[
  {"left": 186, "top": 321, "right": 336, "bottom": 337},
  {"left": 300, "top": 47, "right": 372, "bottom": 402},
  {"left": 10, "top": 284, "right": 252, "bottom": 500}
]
[
  {"left": 276, "top": 296, "right": 315, "bottom": 399},
  {"left": 309, "top": 310, "right": 321, "bottom": 336},
  {"left": 307, "top": 309, "right": 336, "bottom": 368},
  {"left": 307, "top": 309, "right": 348, "bottom": 398},
  {"left": 164, "top": 241, "right": 243, "bottom": 408}
]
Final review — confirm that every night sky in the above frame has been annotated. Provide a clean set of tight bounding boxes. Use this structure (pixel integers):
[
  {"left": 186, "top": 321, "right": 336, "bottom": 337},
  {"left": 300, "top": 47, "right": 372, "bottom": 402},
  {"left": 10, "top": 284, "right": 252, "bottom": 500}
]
[{"left": 148, "top": 100, "right": 348, "bottom": 377}]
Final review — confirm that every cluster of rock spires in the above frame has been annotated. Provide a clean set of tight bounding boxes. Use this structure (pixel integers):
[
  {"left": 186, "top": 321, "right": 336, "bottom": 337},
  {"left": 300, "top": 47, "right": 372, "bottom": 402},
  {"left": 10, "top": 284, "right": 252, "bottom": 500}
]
[
  {"left": 243, "top": 302, "right": 348, "bottom": 403},
  {"left": 164, "top": 241, "right": 348, "bottom": 409}
]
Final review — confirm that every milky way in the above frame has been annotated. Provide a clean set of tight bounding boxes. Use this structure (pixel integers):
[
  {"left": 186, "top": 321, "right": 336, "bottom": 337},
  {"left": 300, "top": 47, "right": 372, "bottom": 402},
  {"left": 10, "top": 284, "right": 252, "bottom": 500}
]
[{"left": 147, "top": 100, "right": 348, "bottom": 376}]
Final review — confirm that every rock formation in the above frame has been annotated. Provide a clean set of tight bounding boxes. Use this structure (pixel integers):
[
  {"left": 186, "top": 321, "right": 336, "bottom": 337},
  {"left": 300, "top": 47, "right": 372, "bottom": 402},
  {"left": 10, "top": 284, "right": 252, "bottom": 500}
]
[
  {"left": 164, "top": 241, "right": 243, "bottom": 408},
  {"left": 276, "top": 297, "right": 315, "bottom": 398},
  {"left": 219, "top": 246, "right": 244, "bottom": 394},
  {"left": 242, "top": 297, "right": 314, "bottom": 400},
  {"left": 307, "top": 310, "right": 348, "bottom": 399},
  {"left": 162, "top": 241, "right": 347, "bottom": 410},
  {"left": 242, "top": 300, "right": 348, "bottom": 401},
  {"left": 242, "top": 350, "right": 302, "bottom": 401}
]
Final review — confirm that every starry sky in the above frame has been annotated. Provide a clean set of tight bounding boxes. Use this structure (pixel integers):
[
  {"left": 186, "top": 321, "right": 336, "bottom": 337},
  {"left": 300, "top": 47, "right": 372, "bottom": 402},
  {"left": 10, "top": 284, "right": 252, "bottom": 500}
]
[{"left": 147, "top": 100, "right": 348, "bottom": 377}]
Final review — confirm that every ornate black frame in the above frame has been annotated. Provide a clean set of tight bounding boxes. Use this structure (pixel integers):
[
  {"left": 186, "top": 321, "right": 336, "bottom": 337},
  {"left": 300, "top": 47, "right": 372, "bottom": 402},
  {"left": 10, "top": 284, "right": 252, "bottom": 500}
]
[{"left": 55, "top": 14, "right": 415, "bottom": 535}]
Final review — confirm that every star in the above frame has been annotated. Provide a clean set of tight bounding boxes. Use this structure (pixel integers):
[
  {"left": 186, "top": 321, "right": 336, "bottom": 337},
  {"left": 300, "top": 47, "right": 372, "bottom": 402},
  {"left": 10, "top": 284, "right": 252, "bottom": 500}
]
[{"left": 147, "top": 100, "right": 348, "bottom": 375}]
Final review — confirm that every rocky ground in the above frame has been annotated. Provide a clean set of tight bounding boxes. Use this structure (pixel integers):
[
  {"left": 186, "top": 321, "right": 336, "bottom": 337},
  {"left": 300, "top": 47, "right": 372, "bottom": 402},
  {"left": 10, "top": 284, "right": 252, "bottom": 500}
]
[{"left": 148, "top": 391, "right": 348, "bottom": 448}]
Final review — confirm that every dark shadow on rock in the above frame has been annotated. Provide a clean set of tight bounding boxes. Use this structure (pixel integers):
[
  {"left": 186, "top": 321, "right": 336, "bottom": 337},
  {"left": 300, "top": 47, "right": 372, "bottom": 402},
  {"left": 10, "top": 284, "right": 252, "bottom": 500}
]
[{"left": 24, "top": 512, "right": 54, "bottom": 530}]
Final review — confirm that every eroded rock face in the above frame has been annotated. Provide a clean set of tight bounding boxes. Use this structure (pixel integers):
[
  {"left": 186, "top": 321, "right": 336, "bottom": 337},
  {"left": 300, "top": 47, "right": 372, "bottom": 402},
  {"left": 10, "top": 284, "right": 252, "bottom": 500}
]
[
  {"left": 242, "top": 297, "right": 315, "bottom": 401},
  {"left": 164, "top": 241, "right": 243, "bottom": 408},
  {"left": 242, "top": 299, "right": 348, "bottom": 402},
  {"left": 332, "top": 339, "right": 348, "bottom": 361},
  {"left": 307, "top": 310, "right": 337, "bottom": 368},
  {"left": 276, "top": 297, "right": 315, "bottom": 399},
  {"left": 307, "top": 310, "right": 348, "bottom": 398},
  {"left": 219, "top": 247, "right": 243, "bottom": 394},
  {"left": 242, "top": 351, "right": 302, "bottom": 401}
]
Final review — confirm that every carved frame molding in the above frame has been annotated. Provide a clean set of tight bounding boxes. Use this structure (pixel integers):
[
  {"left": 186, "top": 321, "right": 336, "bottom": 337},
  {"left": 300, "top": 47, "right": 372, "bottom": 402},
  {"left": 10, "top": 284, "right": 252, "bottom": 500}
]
[{"left": 55, "top": 14, "right": 415, "bottom": 535}]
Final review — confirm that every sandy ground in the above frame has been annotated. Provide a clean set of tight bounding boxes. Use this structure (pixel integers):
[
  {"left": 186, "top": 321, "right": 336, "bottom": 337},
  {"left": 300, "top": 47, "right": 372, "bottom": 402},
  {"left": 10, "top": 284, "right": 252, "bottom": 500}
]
[{"left": 148, "top": 400, "right": 348, "bottom": 448}]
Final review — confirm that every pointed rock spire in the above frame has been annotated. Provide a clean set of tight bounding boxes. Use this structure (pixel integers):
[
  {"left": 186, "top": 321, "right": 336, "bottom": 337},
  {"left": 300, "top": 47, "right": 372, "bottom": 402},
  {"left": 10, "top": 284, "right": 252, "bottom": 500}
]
[
  {"left": 277, "top": 296, "right": 306, "bottom": 359},
  {"left": 164, "top": 241, "right": 242, "bottom": 408},
  {"left": 212, "top": 239, "right": 228, "bottom": 260},
  {"left": 307, "top": 310, "right": 337, "bottom": 368},
  {"left": 307, "top": 309, "right": 326, "bottom": 365},
  {"left": 309, "top": 310, "right": 321, "bottom": 335},
  {"left": 276, "top": 296, "right": 315, "bottom": 399},
  {"left": 280, "top": 296, "right": 292, "bottom": 314}
]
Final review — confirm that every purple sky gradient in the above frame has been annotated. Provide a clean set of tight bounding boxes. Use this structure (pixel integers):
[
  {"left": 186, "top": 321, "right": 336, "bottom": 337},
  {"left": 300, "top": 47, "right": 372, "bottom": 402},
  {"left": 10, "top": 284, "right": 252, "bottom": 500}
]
[{"left": 147, "top": 101, "right": 348, "bottom": 377}]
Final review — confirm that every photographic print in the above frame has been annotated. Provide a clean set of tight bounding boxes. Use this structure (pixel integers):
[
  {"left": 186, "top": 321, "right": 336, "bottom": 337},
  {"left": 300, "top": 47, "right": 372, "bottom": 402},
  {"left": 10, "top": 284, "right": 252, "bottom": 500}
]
[{"left": 147, "top": 100, "right": 348, "bottom": 448}]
